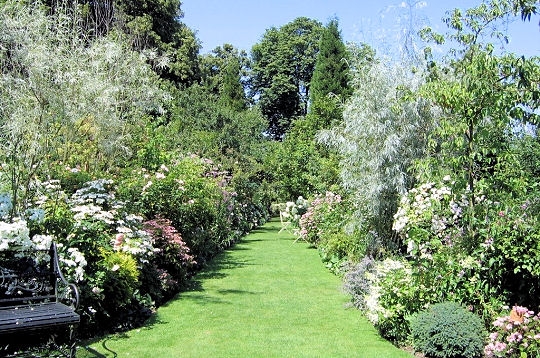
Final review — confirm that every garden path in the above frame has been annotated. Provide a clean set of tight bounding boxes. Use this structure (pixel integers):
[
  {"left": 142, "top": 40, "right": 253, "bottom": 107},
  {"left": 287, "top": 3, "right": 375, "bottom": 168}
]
[{"left": 79, "top": 219, "right": 411, "bottom": 357}]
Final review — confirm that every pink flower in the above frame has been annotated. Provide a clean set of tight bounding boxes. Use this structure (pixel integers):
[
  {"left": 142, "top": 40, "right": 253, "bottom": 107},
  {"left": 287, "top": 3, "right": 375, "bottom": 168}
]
[
  {"left": 494, "top": 342, "right": 507, "bottom": 352},
  {"left": 507, "top": 332, "right": 523, "bottom": 343},
  {"left": 514, "top": 306, "right": 529, "bottom": 315},
  {"left": 493, "top": 317, "right": 506, "bottom": 327},
  {"left": 498, "top": 211, "right": 505, "bottom": 217},
  {"left": 113, "top": 233, "right": 124, "bottom": 250}
]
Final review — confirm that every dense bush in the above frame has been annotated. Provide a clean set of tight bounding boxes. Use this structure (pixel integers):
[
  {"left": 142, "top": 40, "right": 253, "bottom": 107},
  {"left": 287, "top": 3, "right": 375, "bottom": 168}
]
[
  {"left": 393, "top": 177, "right": 540, "bottom": 322},
  {"left": 142, "top": 218, "right": 196, "bottom": 304},
  {"left": 410, "top": 301, "right": 485, "bottom": 358},
  {"left": 343, "top": 256, "right": 375, "bottom": 310},
  {"left": 296, "top": 192, "right": 366, "bottom": 273},
  {"left": 350, "top": 257, "right": 419, "bottom": 344},
  {"left": 297, "top": 191, "right": 344, "bottom": 245},
  {"left": 118, "top": 155, "right": 235, "bottom": 264}
]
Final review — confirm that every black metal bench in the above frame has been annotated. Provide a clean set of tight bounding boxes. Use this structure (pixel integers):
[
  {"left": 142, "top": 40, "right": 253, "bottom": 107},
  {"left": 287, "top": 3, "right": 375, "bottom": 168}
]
[{"left": 0, "top": 242, "right": 80, "bottom": 357}]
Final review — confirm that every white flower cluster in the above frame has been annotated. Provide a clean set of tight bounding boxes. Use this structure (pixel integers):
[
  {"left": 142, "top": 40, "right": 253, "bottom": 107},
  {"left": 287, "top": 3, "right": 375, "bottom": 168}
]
[
  {"left": 113, "top": 225, "right": 155, "bottom": 263},
  {"left": 30, "top": 179, "right": 62, "bottom": 207},
  {"left": 363, "top": 258, "right": 412, "bottom": 324},
  {"left": 392, "top": 177, "right": 468, "bottom": 246},
  {"left": 70, "top": 179, "right": 115, "bottom": 206},
  {"left": 113, "top": 213, "right": 157, "bottom": 262},
  {"left": 0, "top": 218, "right": 32, "bottom": 250},
  {"left": 31, "top": 234, "right": 54, "bottom": 250},
  {"left": 72, "top": 204, "right": 116, "bottom": 224},
  {"left": 276, "top": 196, "right": 309, "bottom": 221},
  {"left": 58, "top": 245, "right": 87, "bottom": 282},
  {"left": 0, "top": 219, "right": 86, "bottom": 281},
  {"left": 393, "top": 181, "right": 452, "bottom": 233}
]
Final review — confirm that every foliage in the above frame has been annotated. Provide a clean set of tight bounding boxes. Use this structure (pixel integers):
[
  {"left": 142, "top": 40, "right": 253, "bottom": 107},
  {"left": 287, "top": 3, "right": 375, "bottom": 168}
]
[
  {"left": 475, "top": 196, "right": 540, "bottom": 310},
  {"left": 361, "top": 257, "right": 418, "bottom": 344},
  {"left": 343, "top": 256, "right": 376, "bottom": 310},
  {"left": 118, "top": 155, "right": 264, "bottom": 264},
  {"left": 297, "top": 191, "right": 343, "bottom": 245},
  {"left": 410, "top": 301, "right": 485, "bottom": 358},
  {"left": 0, "top": 1, "right": 166, "bottom": 217},
  {"left": 165, "top": 84, "right": 268, "bottom": 173},
  {"left": 72, "top": 0, "right": 202, "bottom": 85},
  {"left": 485, "top": 306, "right": 540, "bottom": 357},
  {"left": 318, "top": 56, "right": 438, "bottom": 252},
  {"left": 99, "top": 250, "right": 140, "bottom": 308},
  {"left": 418, "top": 1, "right": 540, "bottom": 230},
  {"left": 251, "top": 17, "right": 323, "bottom": 139},
  {"left": 309, "top": 18, "right": 351, "bottom": 128},
  {"left": 268, "top": 117, "right": 340, "bottom": 200},
  {"left": 268, "top": 22, "right": 351, "bottom": 199},
  {"left": 295, "top": 192, "right": 367, "bottom": 273},
  {"left": 200, "top": 44, "right": 250, "bottom": 110},
  {"left": 218, "top": 56, "right": 247, "bottom": 111}
]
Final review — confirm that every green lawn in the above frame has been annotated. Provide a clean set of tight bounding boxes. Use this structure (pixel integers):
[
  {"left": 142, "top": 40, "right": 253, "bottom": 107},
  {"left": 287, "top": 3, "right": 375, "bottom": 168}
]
[{"left": 78, "top": 219, "right": 411, "bottom": 357}]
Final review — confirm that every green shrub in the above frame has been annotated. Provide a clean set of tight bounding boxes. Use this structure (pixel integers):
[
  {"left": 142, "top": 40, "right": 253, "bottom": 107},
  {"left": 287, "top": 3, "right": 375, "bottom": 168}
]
[
  {"left": 359, "top": 257, "right": 420, "bottom": 344},
  {"left": 118, "top": 156, "right": 224, "bottom": 263},
  {"left": 410, "top": 301, "right": 486, "bottom": 358},
  {"left": 318, "top": 230, "right": 365, "bottom": 274}
]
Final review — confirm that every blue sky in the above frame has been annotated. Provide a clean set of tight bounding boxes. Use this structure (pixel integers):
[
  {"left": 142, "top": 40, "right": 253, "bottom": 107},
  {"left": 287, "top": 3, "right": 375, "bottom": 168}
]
[{"left": 182, "top": 0, "right": 539, "bottom": 57}]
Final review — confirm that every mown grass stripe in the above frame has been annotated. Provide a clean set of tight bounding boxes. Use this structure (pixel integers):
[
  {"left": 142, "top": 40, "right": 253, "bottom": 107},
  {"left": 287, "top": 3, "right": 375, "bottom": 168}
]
[{"left": 78, "top": 219, "right": 411, "bottom": 357}]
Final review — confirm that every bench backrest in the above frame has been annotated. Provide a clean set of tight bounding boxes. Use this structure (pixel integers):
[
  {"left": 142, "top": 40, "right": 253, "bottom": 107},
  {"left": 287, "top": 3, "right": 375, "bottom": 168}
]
[{"left": 0, "top": 243, "right": 66, "bottom": 307}]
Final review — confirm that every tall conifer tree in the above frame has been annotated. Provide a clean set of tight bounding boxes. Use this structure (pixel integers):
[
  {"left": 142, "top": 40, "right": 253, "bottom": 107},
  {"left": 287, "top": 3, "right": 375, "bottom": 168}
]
[
  {"left": 309, "top": 18, "right": 351, "bottom": 129},
  {"left": 219, "top": 58, "right": 246, "bottom": 112}
]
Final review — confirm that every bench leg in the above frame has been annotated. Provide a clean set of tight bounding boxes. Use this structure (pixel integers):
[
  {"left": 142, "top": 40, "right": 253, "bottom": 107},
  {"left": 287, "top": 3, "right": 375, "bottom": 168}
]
[{"left": 68, "top": 324, "right": 78, "bottom": 358}]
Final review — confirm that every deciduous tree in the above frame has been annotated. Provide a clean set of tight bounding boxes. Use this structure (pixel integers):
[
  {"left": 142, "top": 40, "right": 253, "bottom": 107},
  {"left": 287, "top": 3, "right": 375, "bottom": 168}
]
[{"left": 251, "top": 17, "right": 323, "bottom": 139}]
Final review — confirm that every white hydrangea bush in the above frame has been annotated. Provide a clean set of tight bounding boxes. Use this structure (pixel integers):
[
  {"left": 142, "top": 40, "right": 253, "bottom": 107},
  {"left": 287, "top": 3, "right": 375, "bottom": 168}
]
[
  {"left": 392, "top": 176, "right": 477, "bottom": 257},
  {"left": 363, "top": 258, "right": 414, "bottom": 324}
]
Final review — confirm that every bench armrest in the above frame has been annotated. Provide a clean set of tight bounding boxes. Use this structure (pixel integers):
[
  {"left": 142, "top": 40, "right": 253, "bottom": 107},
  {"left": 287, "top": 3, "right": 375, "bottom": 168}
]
[{"left": 50, "top": 243, "right": 80, "bottom": 310}]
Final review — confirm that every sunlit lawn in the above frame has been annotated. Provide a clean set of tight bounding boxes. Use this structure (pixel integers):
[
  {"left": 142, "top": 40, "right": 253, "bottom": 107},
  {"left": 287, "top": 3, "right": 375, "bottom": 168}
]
[{"left": 78, "top": 220, "right": 411, "bottom": 357}]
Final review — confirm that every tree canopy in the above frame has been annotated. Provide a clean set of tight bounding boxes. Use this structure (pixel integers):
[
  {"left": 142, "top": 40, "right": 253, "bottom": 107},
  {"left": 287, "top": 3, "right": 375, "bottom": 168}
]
[{"left": 251, "top": 17, "right": 323, "bottom": 139}]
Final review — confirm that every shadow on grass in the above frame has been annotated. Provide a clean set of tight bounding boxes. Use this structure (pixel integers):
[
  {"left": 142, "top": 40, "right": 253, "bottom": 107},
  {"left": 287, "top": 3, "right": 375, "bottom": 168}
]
[
  {"left": 248, "top": 226, "right": 279, "bottom": 235},
  {"left": 79, "top": 336, "right": 118, "bottom": 357},
  {"left": 157, "top": 246, "right": 260, "bottom": 310},
  {"left": 217, "top": 288, "right": 259, "bottom": 295}
]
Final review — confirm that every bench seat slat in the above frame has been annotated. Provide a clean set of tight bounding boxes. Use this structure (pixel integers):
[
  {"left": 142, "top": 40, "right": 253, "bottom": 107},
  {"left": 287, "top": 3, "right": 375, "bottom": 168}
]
[{"left": 0, "top": 302, "right": 79, "bottom": 333}]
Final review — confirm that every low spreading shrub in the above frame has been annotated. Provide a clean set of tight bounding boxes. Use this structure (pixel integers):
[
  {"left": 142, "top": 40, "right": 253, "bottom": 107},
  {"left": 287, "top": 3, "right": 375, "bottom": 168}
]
[
  {"left": 343, "top": 256, "right": 375, "bottom": 310},
  {"left": 142, "top": 218, "right": 196, "bottom": 303},
  {"left": 410, "top": 301, "right": 485, "bottom": 358}
]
